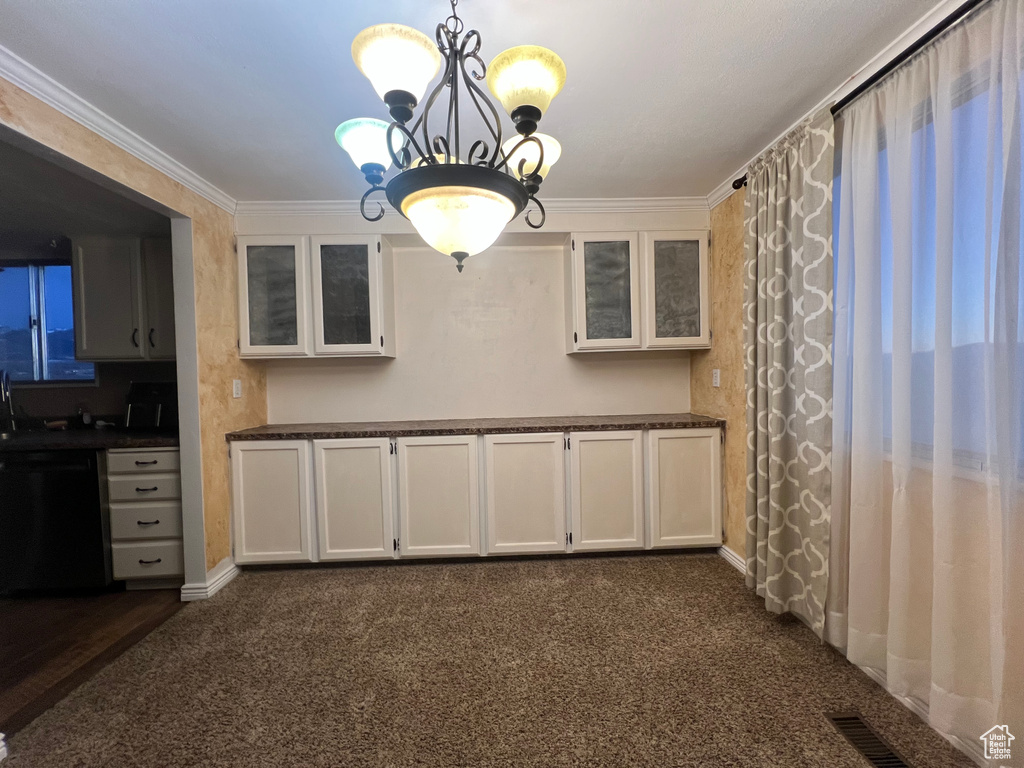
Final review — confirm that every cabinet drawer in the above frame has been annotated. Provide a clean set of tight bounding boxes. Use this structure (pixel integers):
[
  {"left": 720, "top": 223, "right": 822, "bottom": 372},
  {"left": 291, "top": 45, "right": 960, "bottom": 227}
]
[
  {"left": 109, "top": 501, "right": 183, "bottom": 540},
  {"left": 107, "top": 450, "right": 180, "bottom": 474},
  {"left": 112, "top": 540, "right": 184, "bottom": 579},
  {"left": 108, "top": 473, "right": 181, "bottom": 502}
]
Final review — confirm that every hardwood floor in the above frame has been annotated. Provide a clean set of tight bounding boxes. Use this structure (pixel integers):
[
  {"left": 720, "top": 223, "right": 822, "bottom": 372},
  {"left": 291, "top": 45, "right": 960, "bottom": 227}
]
[{"left": 0, "top": 589, "right": 182, "bottom": 736}]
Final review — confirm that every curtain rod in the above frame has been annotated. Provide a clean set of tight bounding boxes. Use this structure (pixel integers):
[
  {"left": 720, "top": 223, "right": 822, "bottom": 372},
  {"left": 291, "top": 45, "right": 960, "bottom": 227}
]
[
  {"left": 730, "top": 0, "right": 990, "bottom": 192},
  {"left": 830, "top": 0, "right": 989, "bottom": 116}
]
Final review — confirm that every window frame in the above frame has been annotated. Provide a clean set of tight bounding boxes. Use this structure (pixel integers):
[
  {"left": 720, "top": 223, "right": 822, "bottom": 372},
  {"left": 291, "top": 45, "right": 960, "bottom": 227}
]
[{"left": 0, "top": 262, "right": 97, "bottom": 387}]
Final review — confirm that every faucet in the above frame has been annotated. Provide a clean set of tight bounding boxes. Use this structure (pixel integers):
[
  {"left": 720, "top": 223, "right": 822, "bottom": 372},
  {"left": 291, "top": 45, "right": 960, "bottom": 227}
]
[{"left": 0, "top": 370, "right": 15, "bottom": 433}]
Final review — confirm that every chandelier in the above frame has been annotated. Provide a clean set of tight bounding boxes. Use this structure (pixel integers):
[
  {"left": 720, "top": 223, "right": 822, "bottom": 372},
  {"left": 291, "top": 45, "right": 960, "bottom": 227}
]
[{"left": 334, "top": 0, "right": 566, "bottom": 271}]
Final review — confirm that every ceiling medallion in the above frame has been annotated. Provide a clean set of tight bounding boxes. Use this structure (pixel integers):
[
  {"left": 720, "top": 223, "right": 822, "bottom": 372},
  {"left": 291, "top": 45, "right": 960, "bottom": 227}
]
[{"left": 335, "top": 0, "right": 566, "bottom": 271}]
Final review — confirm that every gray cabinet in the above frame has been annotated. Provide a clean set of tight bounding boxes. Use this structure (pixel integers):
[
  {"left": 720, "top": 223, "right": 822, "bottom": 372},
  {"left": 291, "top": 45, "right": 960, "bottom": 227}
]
[
  {"left": 73, "top": 236, "right": 175, "bottom": 361},
  {"left": 566, "top": 230, "right": 709, "bottom": 352}
]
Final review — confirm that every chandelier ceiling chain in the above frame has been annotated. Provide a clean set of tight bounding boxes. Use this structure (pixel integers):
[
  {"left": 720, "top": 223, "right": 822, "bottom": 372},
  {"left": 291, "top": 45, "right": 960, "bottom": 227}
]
[{"left": 336, "top": 1, "right": 566, "bottom": 271}]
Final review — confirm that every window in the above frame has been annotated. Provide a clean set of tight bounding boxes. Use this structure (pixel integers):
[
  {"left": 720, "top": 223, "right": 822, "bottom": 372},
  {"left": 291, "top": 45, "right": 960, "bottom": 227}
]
[{"left": 0, "top": 264, "right": 95, "bottom": 383}]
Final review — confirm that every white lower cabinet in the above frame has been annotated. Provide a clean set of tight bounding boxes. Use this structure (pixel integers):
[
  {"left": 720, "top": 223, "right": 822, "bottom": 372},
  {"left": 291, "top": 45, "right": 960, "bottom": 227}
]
[
  {"left": 569, "top": 431, "right": 645, "bottom": 551},
  {"left": 313, "top": 438, "right": 395, "bottom": 560},
  {"left": 484, "top": 433, "right": 567, "bottom": 555},
  {"left": 231, "top": 440, "right": 314, "bottom": 564},
  {"left": 397, "top": 435, "right": 480, "bottom": 557},
  {"left": 229, "top": 427, "right": 722, "bottom": 566},
  {"left": 646, "top": 428, "right": 723, "bottom": 547}
]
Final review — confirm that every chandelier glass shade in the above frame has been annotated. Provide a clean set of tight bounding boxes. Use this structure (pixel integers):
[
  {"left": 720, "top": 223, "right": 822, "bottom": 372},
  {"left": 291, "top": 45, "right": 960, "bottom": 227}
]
[{"left": 336, "top": 0, "right": 565, "bottom": 271}]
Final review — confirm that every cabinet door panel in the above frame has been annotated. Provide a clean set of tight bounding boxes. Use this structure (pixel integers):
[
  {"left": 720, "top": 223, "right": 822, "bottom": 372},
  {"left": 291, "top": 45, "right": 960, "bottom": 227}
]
[
  {"left": 310, "top": 236, "right": 382, "bottom": 355},
  {"left": 570, "top": 431, "right": 644, "bottom": 551},
  {"left": 571, "top": 232, "right": 641, "bottom": 350},
  {"left": 231, "top": 441, "right": 314, "bottom": 563},
  {"left": 641, "top": 231, "right": 710, "bottom": 348},
  {"left": 238, "top": 236, "right": 309, "bottom": 356},
  {"left": 647, "top": 429, "right": 722, "bottom": 547},
  {"left": 484, "top": 433, "right": 566, "bottom": 555},
  {"left": 72, "top": 237, "right": 144, "bottom": 360},
  {"left": 397, "top": 436, "right": 480, "bottom": 557},
  {"left": 141, "top": 239, "right": 176, "bottom": 359},
  {"left": 314, "top": 438, "right": 394, "bottom": 560}
]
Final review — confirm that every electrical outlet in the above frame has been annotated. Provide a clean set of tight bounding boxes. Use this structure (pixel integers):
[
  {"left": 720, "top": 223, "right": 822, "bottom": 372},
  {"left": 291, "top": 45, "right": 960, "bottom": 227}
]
[
  {"left": 712, "top": 369, "right": 721, "bottom": 388},
  {"left": 232, "top": 379, "right": 242, "bottom": 399}
]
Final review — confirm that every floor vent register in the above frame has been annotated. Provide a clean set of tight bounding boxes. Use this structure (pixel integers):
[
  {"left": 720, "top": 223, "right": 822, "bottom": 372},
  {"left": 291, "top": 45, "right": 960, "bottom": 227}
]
[{"left": 826, "top": 712, "right": 911, "bottom": 767}]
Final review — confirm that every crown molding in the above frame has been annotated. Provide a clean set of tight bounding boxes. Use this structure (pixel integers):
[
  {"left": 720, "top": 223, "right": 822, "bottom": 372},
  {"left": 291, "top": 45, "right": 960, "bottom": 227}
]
[
  {"left": 704, "top": 0, "right": 970, "bottom": 209},
  {"left": 235, "top": 196, "right": 709, "bottom": 217},
  {"left": 706, "top": 174, "right": 746, "bottom": 210},
  {"left": 0, "top": 44, "right": 237, "bottom": 214}
]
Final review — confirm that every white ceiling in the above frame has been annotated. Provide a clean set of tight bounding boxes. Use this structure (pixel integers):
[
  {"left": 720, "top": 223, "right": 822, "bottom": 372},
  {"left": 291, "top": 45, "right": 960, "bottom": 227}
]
[{"left": 0, "top": 0, "right": 939, "bottom": 203}]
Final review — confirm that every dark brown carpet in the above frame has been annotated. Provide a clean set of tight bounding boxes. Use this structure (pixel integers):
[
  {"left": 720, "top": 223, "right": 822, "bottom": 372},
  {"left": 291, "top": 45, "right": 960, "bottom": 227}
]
[{"left": 6, "top": 554, "right": 973, "bottom": 767}]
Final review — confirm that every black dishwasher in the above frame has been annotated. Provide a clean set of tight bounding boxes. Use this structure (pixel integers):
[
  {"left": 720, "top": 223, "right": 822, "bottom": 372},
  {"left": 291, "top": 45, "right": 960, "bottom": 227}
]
[{"left": 0, "top": 450, "right": 112, "bottom": 594}]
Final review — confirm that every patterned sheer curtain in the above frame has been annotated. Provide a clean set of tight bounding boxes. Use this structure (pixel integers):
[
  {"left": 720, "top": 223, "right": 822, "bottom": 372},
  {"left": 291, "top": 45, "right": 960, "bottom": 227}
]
[
  {"left": 743, "top": 107, "right": 835, "bottom": 638},
  {"left": 830, "top": 0, "right": 1023, "bottom": 759}
]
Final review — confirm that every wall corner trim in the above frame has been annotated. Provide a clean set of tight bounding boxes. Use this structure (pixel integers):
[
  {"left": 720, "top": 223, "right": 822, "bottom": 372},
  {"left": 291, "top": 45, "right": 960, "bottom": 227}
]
[
  {"left": 718, "top": 545, "right": 745, "bottom": 574},
  {"left": 234, "top": 196, "right": 710, "bottom": 218},
  {"left": 0, "top": 43, "right": 237, "bottom": 215},
  {"left": 180, "top": 557, "right": 240, "bottom": 601}
]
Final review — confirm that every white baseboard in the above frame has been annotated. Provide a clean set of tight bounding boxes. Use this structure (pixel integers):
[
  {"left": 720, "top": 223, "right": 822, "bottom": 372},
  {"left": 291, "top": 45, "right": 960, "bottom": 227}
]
[
  {"left": 0, "top": 731, "right": 7, "bottom": 762},
  {"left": 718, "top": 545, "right": 746, "bottom": 574},
  {"left": 180, "top": 558, "right": 239, "bottom": 601}
]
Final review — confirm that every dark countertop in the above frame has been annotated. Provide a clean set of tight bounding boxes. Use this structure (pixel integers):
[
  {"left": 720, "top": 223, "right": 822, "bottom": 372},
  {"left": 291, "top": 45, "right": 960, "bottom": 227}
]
[
  {"left": 227, "top": 413, "right": 725, "bottom": 441},
  {"left": 0, "top": 429, "right": 179, "bottom": 452}
]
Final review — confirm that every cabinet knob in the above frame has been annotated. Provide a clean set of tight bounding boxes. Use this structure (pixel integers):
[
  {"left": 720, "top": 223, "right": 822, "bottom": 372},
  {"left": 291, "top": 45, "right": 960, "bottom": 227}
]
[
  {"left": 139, "top": 558, "right": 162, "bottom": 565},
  {"left": 149, "top": 328, "right": 157, "bottom": 348},
  {"left": 135, "top": 486, "right": 159, "bottom": 493},
  {"left": 137, "top": 520, "right": 160, "bottom": 526},
  {"left": 135, "top": 460, "right": 159, "bottom": 466},
  {"left": 132, "top": 328, "right": 140, "bottom": 347}
]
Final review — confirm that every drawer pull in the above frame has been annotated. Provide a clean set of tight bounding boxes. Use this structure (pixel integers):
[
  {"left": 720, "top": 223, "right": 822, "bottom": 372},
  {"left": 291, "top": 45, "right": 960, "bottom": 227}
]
[
  {"left": 139, "top": 558, "right": 163, "bottom": 565},
  {"left": 137, "top": 519, "right": 160, "bottom": 526},
  {"left": 136, "top": 486, "right": 159, "bottom": 493},
  {"left": 135, "top": 460, "right": 159, "bottom": 466}
]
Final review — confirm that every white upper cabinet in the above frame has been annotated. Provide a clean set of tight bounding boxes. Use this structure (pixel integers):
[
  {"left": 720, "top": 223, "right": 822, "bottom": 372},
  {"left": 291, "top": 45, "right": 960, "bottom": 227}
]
[
  {"left": 483, "top": 432, "right": 567, "bottom": 555},
  {"left": 568, "top": 232, "right": 641, "bottom": 350},
  {"left": 141, "top": 238, "right": 177, "bottom": 359},
  {"left": 310, "top": 235, "right": 394, "bottom": 357},
  {"left": 238, "top": 235, "right": 395, "bottom": 358},
  {"left": 566, "top": 230, "right": 709, "bottom": 353},
  {"left": 640, "top": 231, "right": 710, "bottom": 348},
  {"left": 237, "top": 235, "right": 310, "bottom": 357},
  {"left": 73, "top": 236, "right": 175, "bottom": 361}
]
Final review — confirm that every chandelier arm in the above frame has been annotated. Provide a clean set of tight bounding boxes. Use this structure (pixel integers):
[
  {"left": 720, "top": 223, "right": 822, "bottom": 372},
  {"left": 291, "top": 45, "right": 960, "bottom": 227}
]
[
  {"left": 359, "top": 185, "right": 388, "bottom": 222},
  {"left": 386, "top": 122, "right": 430, "bottom": 170},
  {"left": 524, "top": 195, "right": 546, "bottom": 229},
  {"left": 432, "top": 135, "right": 452, "bottom": 164},
  {"left": 493, "top": 135, "right": 544, "bottom": 178},
  {"left": 419, "top": 23, "right": 459, "bottom": 162},
  {"left": 457, "top": 29, "right": 504, "bottom": 167},
  {"left": 467, "top": 140, "right": 491, "bottom": 166}
]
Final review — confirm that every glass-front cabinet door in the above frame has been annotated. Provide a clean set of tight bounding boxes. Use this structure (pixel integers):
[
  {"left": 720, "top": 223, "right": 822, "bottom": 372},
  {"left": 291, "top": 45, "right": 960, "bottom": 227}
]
[
  {"left": 571, "top": 232, "right": 641, "bottom": 350},
  {"left": 237, "top": 236, "right": 310, "bottom": 357},
  {"left": 310, "top": 236, "right": 384, "bottom": 356},
  {"left": 640, "top": 231, "right": 710, "bottom": 348}
]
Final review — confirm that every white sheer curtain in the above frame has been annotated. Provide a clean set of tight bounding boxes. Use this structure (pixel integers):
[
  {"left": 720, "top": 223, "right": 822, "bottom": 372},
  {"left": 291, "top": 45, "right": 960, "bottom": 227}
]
[{"left": 831, "top": 0, "right": 1023, "bottom": 761}]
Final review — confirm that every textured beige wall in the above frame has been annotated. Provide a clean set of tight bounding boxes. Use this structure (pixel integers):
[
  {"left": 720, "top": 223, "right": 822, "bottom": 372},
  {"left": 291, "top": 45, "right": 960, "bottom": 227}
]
[
  {"left": 690, "top": 190, "right": 746, "bottom": 558},
  {"left": 0, "top": 77, "right": 267, "bottom": 570}
]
